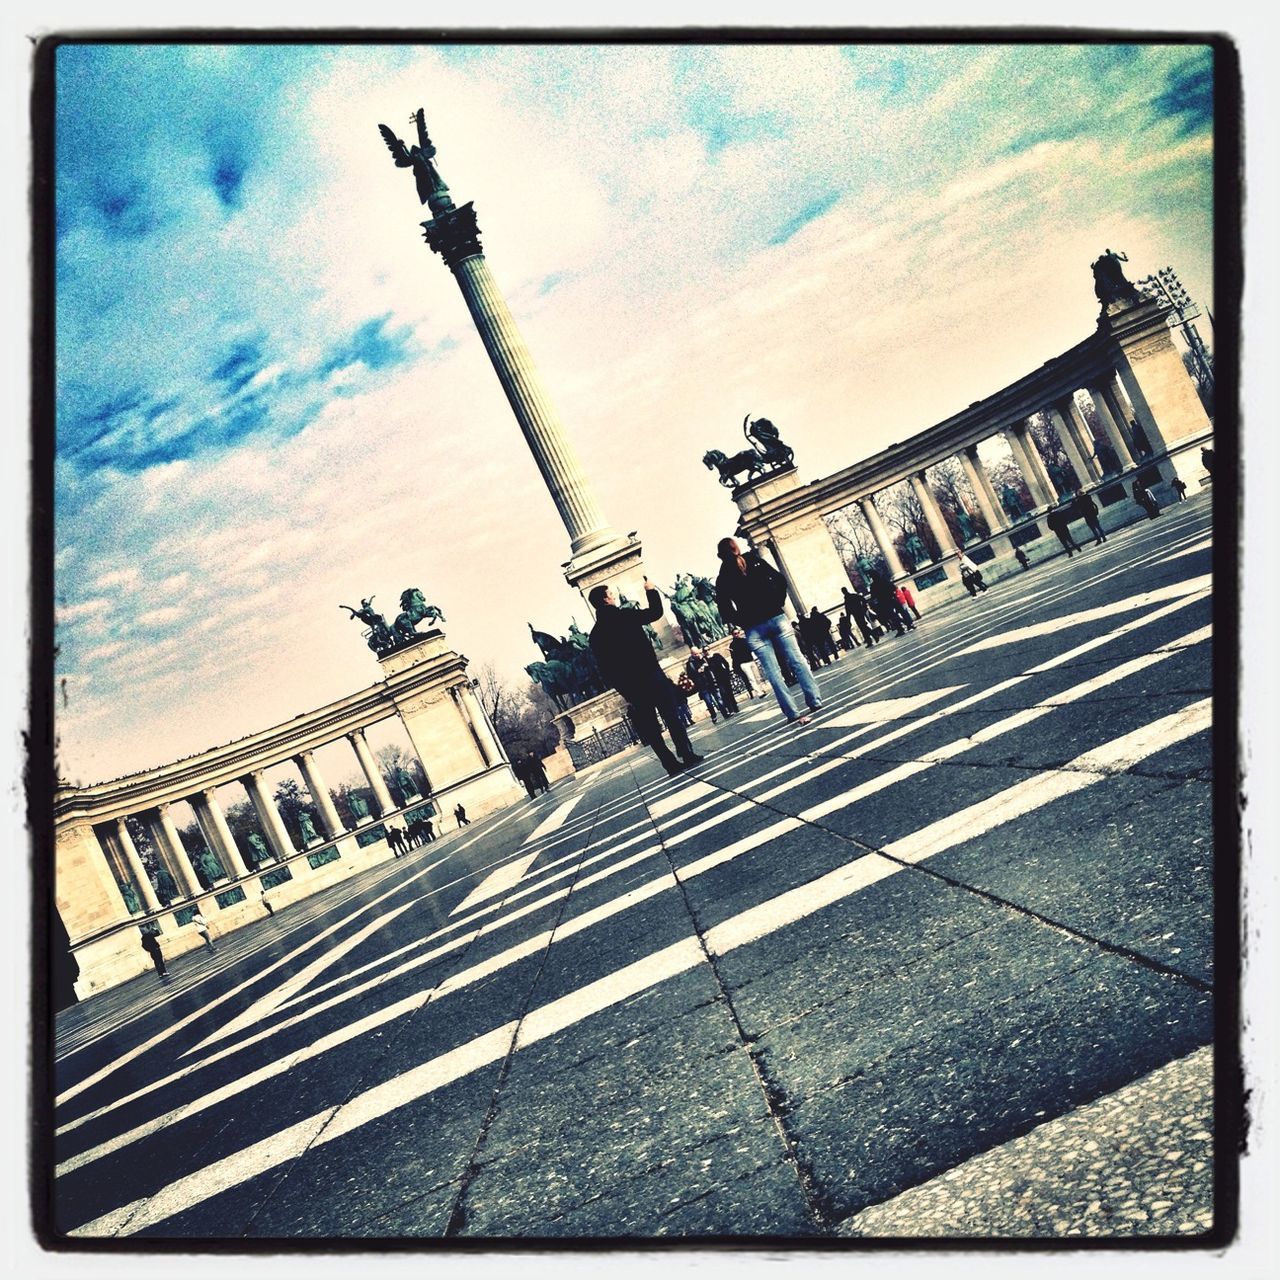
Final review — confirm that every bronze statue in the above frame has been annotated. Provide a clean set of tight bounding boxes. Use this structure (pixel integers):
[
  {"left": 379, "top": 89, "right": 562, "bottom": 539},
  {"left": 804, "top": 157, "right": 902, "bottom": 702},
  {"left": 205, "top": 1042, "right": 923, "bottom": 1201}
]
[
  {"left": 298, "top": 811, "right": 319, "bottom": 844},
  {"left": 118, "top": 878, "right": 142, "bottom": 914},
  {"left": 1091, "top": 248, "right": 1143, "bottom": 308},
  {"left": 247, "top": 832, "right": 269, "bottom": 865},
  {"left": 377, "top": 108, "right": 455, "bottom": 214},
  {"left": 341, "top": 597, "right": 394, "bottom": 653},
  {"left": 393, "top": 588, "right": 446, "bottom": 643},
  {"left": 703, "top": 414, "right": 795, "bottom": 489}
]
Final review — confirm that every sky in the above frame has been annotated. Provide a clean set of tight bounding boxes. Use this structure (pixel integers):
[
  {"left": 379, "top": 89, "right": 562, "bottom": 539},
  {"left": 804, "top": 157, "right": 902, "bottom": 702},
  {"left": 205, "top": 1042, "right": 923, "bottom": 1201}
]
[{"left": 50, "top": 37, "right": 1218, "bottom": 786}]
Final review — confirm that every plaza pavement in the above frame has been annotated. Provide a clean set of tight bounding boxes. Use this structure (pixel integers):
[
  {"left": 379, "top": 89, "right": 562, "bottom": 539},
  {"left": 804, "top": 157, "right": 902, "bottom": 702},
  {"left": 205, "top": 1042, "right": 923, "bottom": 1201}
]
[{"left": 49, "top": 493, "right": 1221, "bottom": 1243}]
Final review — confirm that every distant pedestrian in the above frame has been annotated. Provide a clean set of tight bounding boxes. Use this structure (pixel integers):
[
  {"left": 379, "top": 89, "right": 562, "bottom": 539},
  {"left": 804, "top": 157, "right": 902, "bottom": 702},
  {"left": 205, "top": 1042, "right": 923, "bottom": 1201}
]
[
  {"left": 706, "top": 650, "right": 740, "bottom": 716},
  {"left": 1014, "top": 547, "right": 1031, "bottom": 571},
  {"left": 687, "top": 650, "right": 728, "bottom": 721},
  {"left": 386, "top": 826, "right": 403, "bottom": 857},
  {"left": 866, "top": 570, "right": 911, "bottom": 635},
  {"left": 514, "top": 755, "right": 536, "bottom": 799},
  {"left": 260, "top": 889, "right": 275, "bottom": 918},
  {"left": 454, "top": 803, "right": 470, "bottom": 827},
  {"left": 423, "top": 817, "right": 436, "bottom": 843},
  {"left": 837, "top": 612, "right": 855, "bottom": 651},
  {"left": 190, "top": 910, "right": 215, "bottom": 952},
  {"left": 590, "top": 578, "right": 702, "bottom": 774},
  {"left": 1132, "top": 477, "right": 1161, "bottom": 520},
  {"left": 728, "top": 629, "right": 759, "bottom": 696},
  {"left": 715, "top": 538, "right": 822, "bottom": 725},
  {"left": 845, "top": 588, "right": 879, "bottom": 647},
  {"left": 1172, "top": 477, "right": 1188, "bottom": 501},
  {"left": 1046, "top": 506, "right": 1083, "bottom": 557},
  {"left": 140, "top": 928, "right": 170, "bottom": 983},
  {"left": 956, "top": 551, "right": 989, "bottom": 596},
  {"left": 1073, "top": 492, "right": 1107, "bottom": 545},
  {"left": 806, "top": 607, "right": 839, "bottom": 663},
  {"left": 896, "top": 584, "right": 922, "bottom": 621}
]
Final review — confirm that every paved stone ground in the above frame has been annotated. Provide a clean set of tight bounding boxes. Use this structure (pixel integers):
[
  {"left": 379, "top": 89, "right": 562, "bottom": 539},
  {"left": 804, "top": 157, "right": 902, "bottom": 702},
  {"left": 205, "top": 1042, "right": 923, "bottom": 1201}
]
[{"left": 49, "top": 494, "right": 1220, "bottom": 1244}]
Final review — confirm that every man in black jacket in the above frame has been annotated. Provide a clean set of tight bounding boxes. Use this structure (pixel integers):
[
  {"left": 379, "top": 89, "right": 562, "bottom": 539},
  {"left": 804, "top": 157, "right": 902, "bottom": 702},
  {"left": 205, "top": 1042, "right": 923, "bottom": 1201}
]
[{"left": 589, "top": 579, "right": 703, "bottom": 775}]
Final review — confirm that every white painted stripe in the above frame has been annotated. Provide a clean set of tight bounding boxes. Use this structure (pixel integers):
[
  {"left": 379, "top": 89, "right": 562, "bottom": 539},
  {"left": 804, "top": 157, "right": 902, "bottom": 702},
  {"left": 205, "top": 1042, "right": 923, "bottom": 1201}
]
[
  {"left": 954, "top": 576, "right": 1211, "bottom": 655},
  {"left": 648, "top": 779, "right": 720, "bottom": 819},
  {"left": 449, "top": 850, "right": 543, "bottom": 917},
  {"left": 1155, "top": 536, "right": 1212, "bottom": 564},
  {"left": 65, "top": 697, "right": 1211, "bottom": 1235},
  {"left": 528, "top": 793, "right": 582, "bottom": 840},
  {"left": 823, "top": 685, "right": 967, "bottom": 728}
]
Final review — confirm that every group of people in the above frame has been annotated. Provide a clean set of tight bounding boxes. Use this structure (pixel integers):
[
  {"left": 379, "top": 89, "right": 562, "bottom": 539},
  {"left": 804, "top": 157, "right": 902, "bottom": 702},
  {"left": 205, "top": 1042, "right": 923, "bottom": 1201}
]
[
  {"left": 1046, "top": 492, "right": 1109, "bottom": 557},
  {"left": 514, "top": 751, "right": 551, "bottom": 799},
  {"left": 386, "top": 814, "right": 438, "bottom": 856},
  {"left": 683, "top": 647, "right": 740, "bottom": 722}
]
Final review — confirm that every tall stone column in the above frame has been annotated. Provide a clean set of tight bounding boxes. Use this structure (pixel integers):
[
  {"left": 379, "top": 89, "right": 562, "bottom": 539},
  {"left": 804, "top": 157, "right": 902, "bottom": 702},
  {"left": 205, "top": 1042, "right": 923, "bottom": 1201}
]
[
  {"left": 960, "top": 445, "right": 1004, "bottom": 533},
  {"left": 240, "top": 770, "right": 297, "bottom": 862},
  {"left": 858, "top": 495, "right": 906, "bottom": 579},
  {"left": 293, "top": 750, "right": 344, "bottom": 839},
  {"left": 1099, "top": 377, "right": 1144, "bottom": 456},
  {"left": 191, "top": 789, "right": 250, "bottom": 879},
  {"left": 460, "top": 680, "right": 508, "bottom": 765},
  {"left": 1003, "top": 427, "right": 1051, "bottom": 507},
  {"left": 1052, "top": 397, "right": 1103, "bottom": 484},
  {"left": 114, "top": 817, "right": 162, "bottom": 914},
  {"left": 347, "top": 728, "right": 396, "bottom": 817},
  {"left": 1015, "top": 423, "right": 1061, "bottom": 502},
  {"left": 909, "top": 471, "right": 955, "bottom": 560},
  {"left": 1087, "top": 382, "right": 1135, "bottom": 470},
  {"left": 450, "top": 685, "right": 492, "bottom": 768},
  {"left": 148, "top": 804, "right": 203, "bottom": 900}
]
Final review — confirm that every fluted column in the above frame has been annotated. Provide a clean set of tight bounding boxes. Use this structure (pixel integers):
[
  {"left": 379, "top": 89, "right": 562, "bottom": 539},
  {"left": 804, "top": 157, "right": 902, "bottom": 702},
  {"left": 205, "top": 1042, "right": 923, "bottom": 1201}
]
[
  {"left": 192, "top": 789, "right": 250, "bottom": 879},
  {"left": 1054, "top": 397, "right": 1103, "bottom": 483},
  {"left": 1004, "top": 427, "right": 1051, "bottom": 507},
  {"left": 1099, "top": 377, "right": 1144, "bottom": 457},
  {"left": 961, "top": 445, "right": 1004, "bottom": 533},
  {"left": 424, "top": 203, "right": 615, "bottom": 557},
  {"left": 909, "top": 471, "right": 954, "bottom": 560},
  {"left": 347, "top": 728, "right": 396, "bottom": 817},
  {"left": 858, "top": 495, "right": 907, "bottom": 578},
  {"left": 293, "top": 750, "right": 344, "bottom": 839},
  {"left": 114, "top": 817, "right": 162, "bottom": 914},
  {"left": 240, "top": 770, "right": 297, "bottom": 862},
  {"left": 149, "top": 804, "right": 202, "bottom": 900},
  {"left": 1088, "top": 381, "right": 1135, "bottom": 470}
]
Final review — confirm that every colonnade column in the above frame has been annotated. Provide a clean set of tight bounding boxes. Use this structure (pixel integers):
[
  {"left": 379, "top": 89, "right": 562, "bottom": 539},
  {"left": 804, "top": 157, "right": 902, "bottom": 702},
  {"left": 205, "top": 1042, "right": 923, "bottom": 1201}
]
[
  {"left": 960, "top": 445, "right": 1004, "bottom": 533},
  {"left": 1099, "top": 376, "right": 1146, "bottom": 457},
  {"left": 240, "top": 770, "right": 297, "bottom": 862},
  {"left": 1088, "top": 382, "right": 1135, "bottom": 471},
  {"left": 347, "top": 728, "right": 397, "bottom": 817},
  {"left": 450, "top": 685, "right": 492, "bottom": 768},
  {"left": 1003, "top": 427, "right": 1051, "bottom": 507},
  {"left": 191, "top": 789, "right": 251, "bottom": 879},
  {"left": 1017, "top": 423, "right": 1062, "bottom": 501},
  {"left": 460, "top": 680, "right": 507, "bottom": 766},
  {"left": 149, "top": 803, "right": 203, "bottom": 900},
  {"left": 858, "top": 495, "right": 907, "bottom": 579},
  {"left": 1047, "top": 401, "right": 1097, "bottom": 489},
  {"left": 114, "top": 817, "right": 162, "bottom": 914},
  {"left": 1055, "top": 397, "right": 1103, "bottom": 483},
  {"left": 909, "top": 471, "right": 956, "bottom": 559},
  {"left": 293, "top": 750, "right": 344, "bottom": 839}
]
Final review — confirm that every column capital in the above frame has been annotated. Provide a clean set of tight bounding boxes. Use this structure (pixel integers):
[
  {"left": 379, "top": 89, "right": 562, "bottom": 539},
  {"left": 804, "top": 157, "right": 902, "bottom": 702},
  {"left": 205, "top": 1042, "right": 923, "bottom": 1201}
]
[{"left": 421, "top": 201, "right": 483, "bottom": 271}]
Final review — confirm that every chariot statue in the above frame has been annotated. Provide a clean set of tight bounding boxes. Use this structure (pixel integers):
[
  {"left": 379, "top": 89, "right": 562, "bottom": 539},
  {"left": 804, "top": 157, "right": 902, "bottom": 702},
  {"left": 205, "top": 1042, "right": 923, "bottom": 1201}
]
[{"left": 703, "top": 414, "right": 796, "bottom": 489}]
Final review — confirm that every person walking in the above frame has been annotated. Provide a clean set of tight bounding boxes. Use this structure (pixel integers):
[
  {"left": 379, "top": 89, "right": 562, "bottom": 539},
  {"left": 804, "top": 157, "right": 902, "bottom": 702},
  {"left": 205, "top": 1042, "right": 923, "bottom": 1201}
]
[
  {"left": 260, "top": 889, "right": 275, "bottom": 918},
  {"left": 956, "top": 550, "right": 989, "bottom": 596},
  {"left": 728, "top": 628, "right": 759, "bottom": 697},
  {"left": 1073, "top": 492, "right": 1107, "bottom": 545},
  {"left": 715, "top": 538, "right": 822, "bottom": 725},
  {"left": 423, "top": 816, "right": 436, "bottom": 843},
  {"left": 686, "top": 650, "right": 728, "bottom": 722},
  {"left": 845, "top": 588, "right": 879, "bottom": 647},
  {"left": 454, "top": 803, "right": 470, "bottom": 828},
  {"left": 896, "top": 584, "right": 922, "bottom": 621},
  {"left": 524, "top": 752, "right": 550, "bottom": 795},
  {"left": 1046, "top": 506, "right": 1083, "bottom": 557},
  {"left": 866, "top": 570, "right": 911, "bottom": 636},
  {"left": 1132, "top": 477, "right": 1161, "bottom": 519},
  {"left": 589, "top": 577, "right": 704, "bottom": 775},
  {"left": 837, "top": 611, "right": 855, "bottom": 652},
  {"left": 1014, "top": 546, "right": 1031, "bottom": 571},
  {"left": 140, "top": 927, "right": 171, "bottom": 983},
  {"left": 806, "top": 606, "right": 839, "bottom": 664},
  {"left": 706, "top": 649, "right": 740, "bottom": 716},
  {"left": 190, "top": 909, "right": 215, "bottom": 952},
  {"left": 1171, "top": 477, "right": 1188, "bottom": 501}
]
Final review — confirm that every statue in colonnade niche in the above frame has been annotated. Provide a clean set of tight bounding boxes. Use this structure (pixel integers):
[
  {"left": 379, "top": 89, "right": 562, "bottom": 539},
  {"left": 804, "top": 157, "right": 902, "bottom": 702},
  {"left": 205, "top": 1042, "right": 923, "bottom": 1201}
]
[
  {"left": 349, "top": 793, "right": 370, "bottom": 820},
  {"left": 1091, "top": 248, "right": 1143, "bottom": 308},
  {"left": 118, "top": 879, "right": 142, "bottom": 914},
  {"left": 957, "top": 510, "right": 978, "bottom": 542},
  {"left": 195, "top": 848, "right": 226, "bottom": 888},
  {"left": 152, "top": 865, "right": 178, "bottom": 904},
  {"left": 298, "top": 811, "right": 319, "bottom": 844},
  {"left": 247, "top": 832, "right": 270, "bottom": 866},
  {"left": 1001, "top": 484, "right": 1025, "bottom": 520},
  {"left": 904, "top": 533, "right": 928, "bottom": 568},
  {"left": 395, "top": 767, "right": 420, "bottom": 802}
]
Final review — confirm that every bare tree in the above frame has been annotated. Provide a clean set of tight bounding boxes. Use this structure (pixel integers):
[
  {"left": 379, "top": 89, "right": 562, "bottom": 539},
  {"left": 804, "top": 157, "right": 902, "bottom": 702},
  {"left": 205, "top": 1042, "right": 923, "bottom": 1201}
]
[
  {"left": 879, "top": 481, "right": 937, "bottom": 566},
  {"left": 927, "top": 458, "right": 988, "bottom": 544},
  {"left": 824, "top": 507, "right": 883, "bottom": 588},
  {"left": 1026, "top": 412, "right": 1080, "bottom": 494},
  {"left": 476, "top": 661, "right": 526, "bottom": 743}
]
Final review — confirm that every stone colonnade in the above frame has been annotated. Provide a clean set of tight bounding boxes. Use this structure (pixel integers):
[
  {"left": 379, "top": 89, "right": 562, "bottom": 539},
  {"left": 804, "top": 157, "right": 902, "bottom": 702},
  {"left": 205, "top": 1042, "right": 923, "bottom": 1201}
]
[
  {"left": 731, "top": 292, "right": 1214, "bottom": 613},
  {"left": 55, "top": 631, "right": 525, "bottom": 997}
]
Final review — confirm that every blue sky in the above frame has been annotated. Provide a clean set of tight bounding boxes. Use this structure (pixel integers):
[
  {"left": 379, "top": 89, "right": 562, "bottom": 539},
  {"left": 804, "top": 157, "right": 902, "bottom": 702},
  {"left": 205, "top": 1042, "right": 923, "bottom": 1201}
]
[{"left": 52, "top": 40, "right": 1216, "bottom": 783}]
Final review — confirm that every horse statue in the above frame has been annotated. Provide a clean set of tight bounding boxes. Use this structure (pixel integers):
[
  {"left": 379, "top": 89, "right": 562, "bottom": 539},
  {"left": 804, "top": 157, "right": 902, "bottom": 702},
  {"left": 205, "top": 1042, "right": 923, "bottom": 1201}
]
[
  {"left": 690, "top": 574, "right": 726, "bottom": 638},
  {"left": 703, "top": 447, "right": 768, "bottom": 489},
  {"left": 526, "top": 659, "right": 576, "bottom": 711},
  {"left": 340, "top": 597, "right": 394, "bottom": 653},
  {"left": 529, "top": 624, "right": 564, "bottom": 662},
  {"left": 393, "top": 587, "right": 446, "bottom": 642}
]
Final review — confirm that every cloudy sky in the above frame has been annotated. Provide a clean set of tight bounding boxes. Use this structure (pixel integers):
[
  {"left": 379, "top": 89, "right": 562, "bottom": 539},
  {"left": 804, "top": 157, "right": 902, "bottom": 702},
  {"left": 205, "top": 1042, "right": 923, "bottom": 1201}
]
[{"left": 51, "top": 38, "right": 1216, "bottom": 785}]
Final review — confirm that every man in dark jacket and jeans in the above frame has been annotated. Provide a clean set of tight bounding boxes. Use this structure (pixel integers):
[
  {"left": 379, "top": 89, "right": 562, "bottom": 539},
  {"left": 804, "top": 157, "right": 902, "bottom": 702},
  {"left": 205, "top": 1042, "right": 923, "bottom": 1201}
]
[
  {"left": 589, "top": 578, "right": 703, "bottom": 775},
  {"left": 715, "top": 539, "right": 822, "bottom": 724}
]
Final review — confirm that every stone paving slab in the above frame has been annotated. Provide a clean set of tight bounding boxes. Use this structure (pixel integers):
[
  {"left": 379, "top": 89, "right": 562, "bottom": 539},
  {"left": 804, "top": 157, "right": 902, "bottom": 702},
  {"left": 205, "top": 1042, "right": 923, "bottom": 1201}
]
[{"left": 836, "top": 1045, "right": 1215, "bottom": 1238}]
